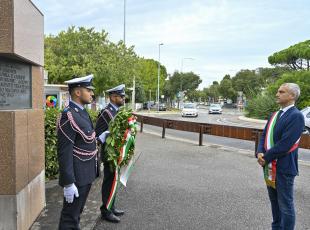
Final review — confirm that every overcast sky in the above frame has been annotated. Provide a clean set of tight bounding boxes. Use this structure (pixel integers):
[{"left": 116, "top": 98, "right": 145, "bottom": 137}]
[{"left": 32, "top": 0, "right": 310, "bottom": 88}]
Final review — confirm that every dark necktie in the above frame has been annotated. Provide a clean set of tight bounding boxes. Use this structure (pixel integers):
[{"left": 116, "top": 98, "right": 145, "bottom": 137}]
[{"left": 276, "top": 110, "right": 283, "bottom": 122}]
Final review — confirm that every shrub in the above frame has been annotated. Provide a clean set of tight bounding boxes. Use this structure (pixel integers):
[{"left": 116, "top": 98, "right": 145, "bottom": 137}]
[
  {"left": 44, "top": 107, "right": 99, "bottom": 180},
  {"left": 267, "top": 71, "right": 310, "bottom": 109},
  {"left": 86, "top": 108, "right": 99, "bottom": 125},
  {"left": 245, "top": 92, "right": 278, "bottom": 119},
  {"left": 45, "top": 107, "right": 61, "bottom": 179},
  {"left": 246, "top": 71, "right": 310, "bottom": 119}
]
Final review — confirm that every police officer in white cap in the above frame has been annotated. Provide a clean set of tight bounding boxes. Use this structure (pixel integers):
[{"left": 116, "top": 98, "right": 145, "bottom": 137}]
[
  {"left": 95, "top": 84, "right": 126, "bottom": 223},
  {"left": 57, "top": 74, "right": 98, "bottom": 229}
]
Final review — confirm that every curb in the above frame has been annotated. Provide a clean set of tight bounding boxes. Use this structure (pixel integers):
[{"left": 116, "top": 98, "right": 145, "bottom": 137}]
[{"left": 238, "top": 116, "right": 267, "bottom": 124}]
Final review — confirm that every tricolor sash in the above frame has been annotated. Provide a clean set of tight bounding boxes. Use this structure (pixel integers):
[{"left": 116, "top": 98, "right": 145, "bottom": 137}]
[{"left": 263, "top": 111, "right": 300, "bottom": 189}]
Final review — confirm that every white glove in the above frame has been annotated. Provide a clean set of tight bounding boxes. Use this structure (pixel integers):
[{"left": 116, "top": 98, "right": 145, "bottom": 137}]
[
  {"left": 98, "top": 130, "right": 110, "bottom": 144},
  {"left": 64, "top": 183, "right": 79, "bottom": 203}
]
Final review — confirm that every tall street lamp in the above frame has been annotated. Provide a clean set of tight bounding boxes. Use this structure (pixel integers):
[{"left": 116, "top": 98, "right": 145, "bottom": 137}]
[
  {"left": 123, "top": 0, "right": 126, "bottom": 44},
  {"left": 157, "top": 43, "right": 163, "bottom": 112}
]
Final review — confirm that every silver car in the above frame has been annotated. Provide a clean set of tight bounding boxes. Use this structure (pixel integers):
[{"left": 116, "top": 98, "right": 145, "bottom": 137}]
[
  {"left": 301, "top": 107, "right": 310, "bottom": 133},
  {"left": 208, "top": 104, "right": 222, "bottom": 114},
  {"left": 181, "top": 103, "right": 198, "bottom": 117}
]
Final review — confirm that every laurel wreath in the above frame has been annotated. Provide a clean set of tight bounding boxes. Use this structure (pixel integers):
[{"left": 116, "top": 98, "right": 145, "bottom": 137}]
[{"left": 105, "top": 107, "right": 137, "bottom": 169}]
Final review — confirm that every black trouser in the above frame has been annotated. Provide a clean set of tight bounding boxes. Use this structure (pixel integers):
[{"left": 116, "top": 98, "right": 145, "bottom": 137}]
[
  {"left": 100, "top": 162, "right": 116, "bottom": 215},
  {"left": 58, "top": 183, "right": 92, "bottom": 230}
]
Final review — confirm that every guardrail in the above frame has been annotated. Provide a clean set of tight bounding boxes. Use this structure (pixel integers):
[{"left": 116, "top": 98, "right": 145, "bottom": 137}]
[{"left": 134, "top": 114, "right": 310, "bottom": 154}]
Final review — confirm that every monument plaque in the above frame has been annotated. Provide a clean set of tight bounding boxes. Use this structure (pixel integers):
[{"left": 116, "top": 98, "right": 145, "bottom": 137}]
[{"left": 0, "top": 58, "right": 32, "bottom": 109}]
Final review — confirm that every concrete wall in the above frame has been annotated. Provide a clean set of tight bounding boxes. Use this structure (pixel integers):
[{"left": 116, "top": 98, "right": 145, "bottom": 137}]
[
  {"left": 0, "top": 0, "right": 44, "bottom": 66},
  {"left": 0, "top": 85, "right": 45, "bottom": 230},
  {"left": 14, "top": 0, "right": 44, "bottom": 66},
  {"left": 0, "top": 171, "right": 45, "bottom": 230},
  {"left": 0, "top": 0, "right": 14, "bottom": 53}
]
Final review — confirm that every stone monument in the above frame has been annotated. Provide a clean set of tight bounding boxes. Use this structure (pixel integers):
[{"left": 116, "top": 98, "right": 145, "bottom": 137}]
[{"left": 0, "top": 0, "right": 45, "bottom": 229}]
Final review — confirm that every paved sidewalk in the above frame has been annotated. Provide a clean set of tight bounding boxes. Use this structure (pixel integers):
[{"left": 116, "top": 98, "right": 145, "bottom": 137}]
[
  {"left": 31, "top": 173, "right": 102, "bottom": 230},
  {"left": 95, "top": 133, "right": 310, "bottom": 230},
  {"left": 31, "top": 132, "right": 310, "bottom": 229}
]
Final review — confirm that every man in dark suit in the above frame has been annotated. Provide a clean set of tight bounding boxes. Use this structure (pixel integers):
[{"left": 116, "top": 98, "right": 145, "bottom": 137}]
[
  {"left": 57, "top": 74, "right": 98, "bottom": 230},
  {"left": 256, "top": 83, "right": 304, "bottom": 230},
  {"left": 95, "top": 84, "right": 126, "bottom": 223}
]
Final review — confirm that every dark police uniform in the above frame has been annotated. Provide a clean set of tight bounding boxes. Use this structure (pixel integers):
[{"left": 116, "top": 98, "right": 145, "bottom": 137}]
[
  {"left": 57, "top": 75, "right": 98, "bottom": 230},
  {"left": 95, "top": 102, "right": 118, "bottom": 214}
]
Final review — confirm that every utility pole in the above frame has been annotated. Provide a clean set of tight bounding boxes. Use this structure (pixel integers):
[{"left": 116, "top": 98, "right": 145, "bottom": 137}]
[
  {"left": 123, "top": 0, "right": 126, "bottom": 44},
  {"left": 157, "top": 43, "right": 163, "bottom": 112},
  {"left": 131, "top": 75, "right": 135, "bottom": 111}
]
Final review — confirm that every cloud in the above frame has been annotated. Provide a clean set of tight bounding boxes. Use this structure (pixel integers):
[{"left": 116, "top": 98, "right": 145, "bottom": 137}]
[{"left": 32, "top": 0, "right": 310, "bottom": 88}]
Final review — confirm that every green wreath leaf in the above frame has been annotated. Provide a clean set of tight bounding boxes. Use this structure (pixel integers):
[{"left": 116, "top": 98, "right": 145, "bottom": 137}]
[{"left": 104, "top": 107, "right": 137, "bottom": 169}]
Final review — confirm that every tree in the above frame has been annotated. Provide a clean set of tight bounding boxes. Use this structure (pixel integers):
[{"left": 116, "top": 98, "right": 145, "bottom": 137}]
[
  {"left": 223, "top": 74, "right": 231, "bottom": 80},
  {"left": 186, "top": 90, "right": 203, "bottom": 102},
  {"left": 168, "top": 71, "right": 202, "bottom": 95},
  {"left": 44, "top": 26, "right": 139, "bottom": 96},
  {"left": 204, "top": 81, "right": 220, "bottom": 102},
  {"left": 268, "top": 40, "right": 310, "bottom": 71},
  {"left": 231, "top": 69, "right": 264, "bottom": 98},
  {"left": 163, "top": 78, "right": 175, "bottom": 105},
  {"left": 219, "top": 77, "right": 237, "bottom": 101},
  {"left": 255, "top": 67, "right": 291, "bottom": 85},
  {"left": 134, "top": 81, "right": 146, "bottom": 103},
  {"left": 135, "top": 58, "right": 167, "bottom": 102},
  {"left": 267, "top": 71, "right": 310, "bottom": 109},
  {"left": 201, "top": 88, "right": 210, "bottom": 102}
]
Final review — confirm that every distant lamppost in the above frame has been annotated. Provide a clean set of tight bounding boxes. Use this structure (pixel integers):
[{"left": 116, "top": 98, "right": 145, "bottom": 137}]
[{"left": 157, "top": 43, "right": 164, "bottom": 112}]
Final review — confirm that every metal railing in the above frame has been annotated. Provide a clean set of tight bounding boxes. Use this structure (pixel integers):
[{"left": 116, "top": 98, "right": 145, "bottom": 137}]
[{"left": 134, "top": 114, "right": 310, "bottom": 154}]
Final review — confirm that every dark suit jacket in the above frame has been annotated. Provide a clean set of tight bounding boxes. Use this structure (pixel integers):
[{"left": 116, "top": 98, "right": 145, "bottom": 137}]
[
  {"left": 57, "top": 101, "right": 97, "bottom": 187},
  {"left": 257, "top": 106, "right": 304, "bottom": 176},
  {"left": 95, "top": 103, "right": 118, "bottom": 162}
]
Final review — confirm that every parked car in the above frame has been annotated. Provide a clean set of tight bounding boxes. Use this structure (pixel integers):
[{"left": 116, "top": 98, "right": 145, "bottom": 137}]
[
  {"left": 301, "top": 107, "right": 310, "bottom": 134},
  {"left": 159, "top": 103, "right": 167, "bottom": 111},
  {"left": 181, "top": 103, "right": 198, "bottom": 117},
  {"left": 208, "top": 103, "right": 222, "bottom": 114}
]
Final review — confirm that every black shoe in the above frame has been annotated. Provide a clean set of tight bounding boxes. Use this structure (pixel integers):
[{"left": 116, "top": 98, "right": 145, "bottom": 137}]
[
  {"left": 101, "top": 212, "right": 120, "bottom": 223},
  {"left": 112, "top": 208, "right": 125, "bottom": 216}
]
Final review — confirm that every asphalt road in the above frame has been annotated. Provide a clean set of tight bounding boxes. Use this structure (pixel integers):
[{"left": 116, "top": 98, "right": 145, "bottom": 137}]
[
  {"left": 94, "top": 132, "right": 310, "bottom": 230},
  {"left": 138, "top": 108, "right": 310, "bottom": 162},
  {"left": 149, "top": 107, "right": 264, "bottom": 129}
]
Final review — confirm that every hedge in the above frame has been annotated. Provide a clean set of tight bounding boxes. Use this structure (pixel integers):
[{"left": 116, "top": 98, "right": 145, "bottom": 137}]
[
  {"left": 246, "top": 71, "right": 310, "bottom": 119},
  {"left": 45, "top": 107, "right": 99, "bottom": 180}
]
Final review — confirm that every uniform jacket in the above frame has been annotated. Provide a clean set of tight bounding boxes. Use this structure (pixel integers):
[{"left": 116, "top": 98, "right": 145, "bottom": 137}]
[
  {"left": 95, "top": 103, "right": 118, "bottom": 162},
  {"left": 257, "top": 106, "right": 304, "bottom": 176},
  {"left": 57, "top": 101, "right": 97, "bottom": 187}
]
